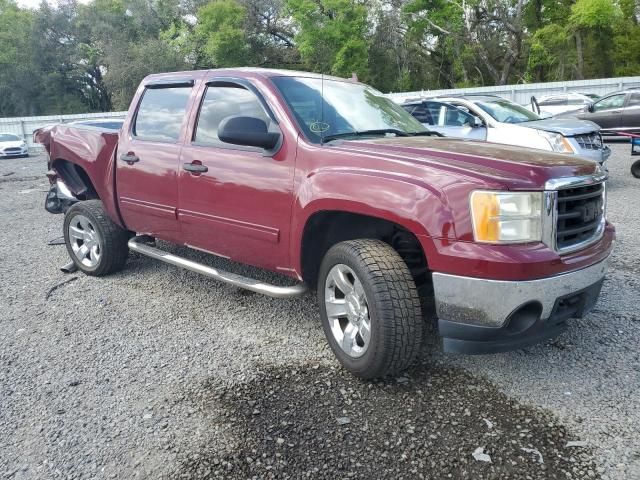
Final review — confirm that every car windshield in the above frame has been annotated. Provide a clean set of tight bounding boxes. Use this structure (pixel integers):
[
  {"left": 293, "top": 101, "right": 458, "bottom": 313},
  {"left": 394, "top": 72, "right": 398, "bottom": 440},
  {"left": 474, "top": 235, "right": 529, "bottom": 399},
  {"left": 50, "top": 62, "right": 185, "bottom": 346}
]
[
  {"left": 0, "top": 133, "right": 20, "bottom": 142},
  {"left": 272, "top": 76, "right": 428, "bottom": 143},
  {"left": 475, "top": 98, "right": 541, "bottom": 124}
]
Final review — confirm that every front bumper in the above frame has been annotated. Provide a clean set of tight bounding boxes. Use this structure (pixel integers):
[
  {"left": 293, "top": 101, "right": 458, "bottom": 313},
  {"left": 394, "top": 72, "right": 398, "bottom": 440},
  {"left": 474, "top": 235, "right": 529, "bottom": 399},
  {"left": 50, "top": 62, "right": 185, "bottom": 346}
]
[
  {"left": 433, "top": 258, "right": 608, "bottom": 354},
  {"left": 572, "top": 145, "right": 611, "bottom": 166},
  {"left": 0, "top": 148, "right": 29, "bottom": 158}
]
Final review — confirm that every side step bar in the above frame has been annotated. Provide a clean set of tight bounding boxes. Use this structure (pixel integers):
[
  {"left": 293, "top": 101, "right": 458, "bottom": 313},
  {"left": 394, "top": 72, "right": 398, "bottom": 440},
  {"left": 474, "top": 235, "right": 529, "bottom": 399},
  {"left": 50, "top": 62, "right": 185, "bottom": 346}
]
[{"left": 128, "top": 236, "right": 307, "bottom": 299}]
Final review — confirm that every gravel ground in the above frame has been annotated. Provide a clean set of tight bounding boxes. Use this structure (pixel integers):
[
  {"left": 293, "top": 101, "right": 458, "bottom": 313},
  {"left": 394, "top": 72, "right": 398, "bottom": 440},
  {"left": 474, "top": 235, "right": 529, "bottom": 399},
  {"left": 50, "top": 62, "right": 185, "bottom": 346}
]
[{"left": 0, "top": 144, "right": 638, "bottom": 479}]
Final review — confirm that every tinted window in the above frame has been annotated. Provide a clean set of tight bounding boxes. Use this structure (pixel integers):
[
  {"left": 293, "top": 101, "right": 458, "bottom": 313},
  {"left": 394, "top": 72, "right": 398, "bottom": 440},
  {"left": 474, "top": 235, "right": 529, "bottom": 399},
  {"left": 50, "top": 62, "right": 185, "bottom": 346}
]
[
  {"left": 442, "top": 105, "right": 475, "bottom": 126},
  {"left": 195, "top": 86, "right": 270, "bottom": 145},
  {"left": 404, "top": 105, "right": 434, "bottom": 125},
  {"left": 134, "top": 87, "right": 191, "bottom": 142},
  {"left": 628, "top": 93, "right": 640, "bottom": 107},
  {"left": 593, "top": 94, "right": 625, "bottom": 111}
]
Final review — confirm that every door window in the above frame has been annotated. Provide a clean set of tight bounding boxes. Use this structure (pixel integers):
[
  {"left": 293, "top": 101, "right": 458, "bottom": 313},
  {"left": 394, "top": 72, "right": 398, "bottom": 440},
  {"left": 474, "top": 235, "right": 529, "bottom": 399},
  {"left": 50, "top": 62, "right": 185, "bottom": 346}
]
[
  {"left": 627, "top": 93, "right": 640, "bottom": 107},
  {"left": 134, "top": 87, "right": 192, "bottom": 142},
  {"left": 405, "top": 105, "right": 434, "bottom": 125},
  {"left": 442, "top": 105, "right": 475, "bottom": 126},
  {"left": 194, "top": 85, "right": 270, "bottom": 145},
  {"left": 593, "top": 94, "right": 625, "bottom": 111}
]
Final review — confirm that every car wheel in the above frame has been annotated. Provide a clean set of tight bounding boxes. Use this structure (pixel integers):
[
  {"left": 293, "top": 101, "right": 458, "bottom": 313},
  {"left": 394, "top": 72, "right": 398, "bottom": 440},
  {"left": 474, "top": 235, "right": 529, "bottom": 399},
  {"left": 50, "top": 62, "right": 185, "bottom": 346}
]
[
  {"left": 632, "top": 159, "right": 640, "bottom": 178},
  {"left": 63, "top": 200, "right": 129, "bottom": 276},
  {"left": 318, "top": 239, "right": 423, "bottom": 379}
]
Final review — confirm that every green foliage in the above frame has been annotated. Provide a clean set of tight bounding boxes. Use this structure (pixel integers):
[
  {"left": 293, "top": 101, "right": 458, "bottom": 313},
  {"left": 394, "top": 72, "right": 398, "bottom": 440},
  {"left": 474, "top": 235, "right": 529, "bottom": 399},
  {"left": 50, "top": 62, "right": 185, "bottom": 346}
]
[
  {"left": 569, "top": 0, "right": 619, "bottom": 30},
  {"left": 0, "top": 0, "right": 639, "bottom": 116},
  {"left": 285, "top": 0, "right": 370, "bottom": 79},
  {"left": 196, "top": 0, "right": 251, "bottom": 67}
]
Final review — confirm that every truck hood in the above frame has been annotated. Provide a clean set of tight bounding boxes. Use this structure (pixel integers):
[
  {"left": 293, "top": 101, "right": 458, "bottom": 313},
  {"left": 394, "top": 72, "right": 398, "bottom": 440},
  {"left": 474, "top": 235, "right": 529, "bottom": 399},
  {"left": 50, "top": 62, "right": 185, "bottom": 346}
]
[
  {"left": 518, "top": 118, "right": 600, "bottom": 136},
  {"left": 328, "top": 135, "right": 599, "bottom": 189}
]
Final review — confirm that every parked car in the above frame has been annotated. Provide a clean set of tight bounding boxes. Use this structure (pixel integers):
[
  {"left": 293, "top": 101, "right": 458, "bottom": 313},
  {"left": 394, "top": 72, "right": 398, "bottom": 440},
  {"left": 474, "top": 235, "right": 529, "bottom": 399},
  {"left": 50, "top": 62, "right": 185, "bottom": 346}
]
[
  {"left": 528, "top": 92, "right": 600, "bottom": 116},
  {"left": 35, "top": 69, "right": 614, "bottom": 379},
  {"left": 0, "top": 133, "right": 29, "bottom": 158},
  {"left": 402, "top": 95, "right": 610, "bottom": 167},
  {"left": 555, "top": 89, "right": 640, "bottom": 135},
  {"left": 401, "top": 99, "right": 486, "bottom": 140}
]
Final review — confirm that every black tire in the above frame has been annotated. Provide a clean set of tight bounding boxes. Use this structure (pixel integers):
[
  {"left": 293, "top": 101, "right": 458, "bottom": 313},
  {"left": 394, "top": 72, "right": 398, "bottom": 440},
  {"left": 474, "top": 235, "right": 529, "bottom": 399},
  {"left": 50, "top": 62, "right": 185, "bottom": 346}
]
[
  {"left": 632, "top": 160, "right": 640, "bottom": 178},
  {"left": 63, "top": 200, "right": 129, "bottom": 276},
  {"left": 317, "top": 239, "right": 423, "bottom": 379}
]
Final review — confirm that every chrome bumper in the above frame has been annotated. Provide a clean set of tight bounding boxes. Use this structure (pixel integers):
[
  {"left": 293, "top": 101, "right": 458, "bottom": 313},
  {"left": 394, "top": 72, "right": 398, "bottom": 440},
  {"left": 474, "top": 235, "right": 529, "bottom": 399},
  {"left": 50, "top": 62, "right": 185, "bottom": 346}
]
[{"left": 432, "top": 258, "right": 608, "bottom": 328}]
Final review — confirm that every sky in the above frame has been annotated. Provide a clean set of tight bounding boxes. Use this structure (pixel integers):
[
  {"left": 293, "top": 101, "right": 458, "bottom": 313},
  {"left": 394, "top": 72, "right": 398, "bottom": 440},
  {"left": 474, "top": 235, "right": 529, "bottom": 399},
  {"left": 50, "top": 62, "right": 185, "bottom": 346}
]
[{"left": 16, "top": 0, "right": 91, "bottom": 9}]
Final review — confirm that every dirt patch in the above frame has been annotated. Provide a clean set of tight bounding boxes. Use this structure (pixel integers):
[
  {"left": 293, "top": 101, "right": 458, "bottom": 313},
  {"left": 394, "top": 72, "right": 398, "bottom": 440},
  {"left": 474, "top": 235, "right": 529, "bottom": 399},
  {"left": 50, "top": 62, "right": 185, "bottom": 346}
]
[{"left": 177, "top": 363, "right": 598, "bottom": 479}]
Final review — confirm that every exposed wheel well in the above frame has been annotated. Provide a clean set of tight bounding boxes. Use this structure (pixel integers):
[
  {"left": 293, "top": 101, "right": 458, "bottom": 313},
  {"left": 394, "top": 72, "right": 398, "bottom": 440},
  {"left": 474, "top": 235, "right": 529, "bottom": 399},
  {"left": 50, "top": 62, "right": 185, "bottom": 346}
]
[
  {"left": 52, "top": 159, "right": 99, "bottom": 200},
  {"left": 300, "top": 211, "right": 430, "bottom": 289}
]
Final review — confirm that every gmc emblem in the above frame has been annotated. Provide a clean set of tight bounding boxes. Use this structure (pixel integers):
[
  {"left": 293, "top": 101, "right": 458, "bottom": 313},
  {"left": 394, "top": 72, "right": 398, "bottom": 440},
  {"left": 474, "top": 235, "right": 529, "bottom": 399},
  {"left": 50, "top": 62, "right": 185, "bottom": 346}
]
[{"left": 579, "top": 201, "right": 600, "bottom": 223}]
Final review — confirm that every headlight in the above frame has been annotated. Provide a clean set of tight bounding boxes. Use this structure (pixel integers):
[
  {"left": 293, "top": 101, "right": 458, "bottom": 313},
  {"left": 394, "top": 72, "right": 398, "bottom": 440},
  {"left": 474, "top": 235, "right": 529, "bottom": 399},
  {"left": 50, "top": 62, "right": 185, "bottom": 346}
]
[
  {"left": 470, "top": 191, "right": 542, "bottom": 243},
  {"left": 537, "top": 130, "right": 575, "bottom": 153}
]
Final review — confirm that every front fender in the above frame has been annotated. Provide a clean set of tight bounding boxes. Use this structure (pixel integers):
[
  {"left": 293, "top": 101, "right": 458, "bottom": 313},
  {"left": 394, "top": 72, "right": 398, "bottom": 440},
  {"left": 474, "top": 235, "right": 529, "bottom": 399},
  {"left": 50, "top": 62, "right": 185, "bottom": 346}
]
[{"left": 290, "top": 168, "right": 456, "bottom": 274}]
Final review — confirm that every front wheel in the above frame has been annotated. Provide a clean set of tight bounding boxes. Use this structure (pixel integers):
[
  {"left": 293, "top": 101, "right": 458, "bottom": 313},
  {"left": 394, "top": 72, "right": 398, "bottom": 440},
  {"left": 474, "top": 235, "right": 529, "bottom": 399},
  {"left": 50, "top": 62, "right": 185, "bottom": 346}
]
[
  {"left": 632, "top": 159, "right": 640, "bottom": 178},
  {"left": 318, "top": 239, "right": 423, "bottom": 379},
  {"left": 63, "top": 200, "right": 129, "bottom": 276}
]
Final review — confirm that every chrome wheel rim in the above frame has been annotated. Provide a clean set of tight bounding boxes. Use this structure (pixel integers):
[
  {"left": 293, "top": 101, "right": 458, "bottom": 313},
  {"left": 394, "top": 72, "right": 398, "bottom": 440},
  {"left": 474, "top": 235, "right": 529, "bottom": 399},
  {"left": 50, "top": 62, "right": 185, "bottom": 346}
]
[
  {"left": 68, "top": 214, "right": 101, "bottom": 268},
  {"left": 324, "top": 264, "right": 371, "bottom": 358}
]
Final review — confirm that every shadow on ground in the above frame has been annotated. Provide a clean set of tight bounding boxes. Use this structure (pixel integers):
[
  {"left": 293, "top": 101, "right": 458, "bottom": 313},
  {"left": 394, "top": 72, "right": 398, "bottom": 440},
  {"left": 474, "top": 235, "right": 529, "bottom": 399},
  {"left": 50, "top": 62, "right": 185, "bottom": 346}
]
[{"left": 175, "top": 363, "right": 598, "bottom": 479}]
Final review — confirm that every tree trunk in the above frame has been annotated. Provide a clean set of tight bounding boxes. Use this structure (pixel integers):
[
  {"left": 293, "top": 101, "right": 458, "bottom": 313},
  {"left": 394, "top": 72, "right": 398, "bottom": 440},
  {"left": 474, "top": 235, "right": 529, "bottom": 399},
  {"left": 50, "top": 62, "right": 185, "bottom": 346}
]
[{"left": 575, "top": 31, "right": 584, "bottom": 79}]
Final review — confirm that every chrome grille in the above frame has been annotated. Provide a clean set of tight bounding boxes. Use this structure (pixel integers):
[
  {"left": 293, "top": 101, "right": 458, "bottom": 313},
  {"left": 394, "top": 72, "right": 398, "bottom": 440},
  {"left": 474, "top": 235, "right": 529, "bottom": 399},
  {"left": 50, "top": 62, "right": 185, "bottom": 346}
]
[
  {"left": 572, "top": 132, "right": 603, "bottom": 151},
  {"left": 556, "top": 183, "right": 605, "bottom": 251},
  {"left": 4, "top": 147, "right": 22, "bottom": 153}
]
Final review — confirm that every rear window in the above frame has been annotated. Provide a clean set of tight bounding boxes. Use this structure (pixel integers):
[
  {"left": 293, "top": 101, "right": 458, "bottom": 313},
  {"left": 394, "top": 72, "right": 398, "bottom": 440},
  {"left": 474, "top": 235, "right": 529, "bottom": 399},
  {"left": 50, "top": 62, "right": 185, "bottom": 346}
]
[{"left": 134, "top": 87, "right": 191, "bottom": 142}]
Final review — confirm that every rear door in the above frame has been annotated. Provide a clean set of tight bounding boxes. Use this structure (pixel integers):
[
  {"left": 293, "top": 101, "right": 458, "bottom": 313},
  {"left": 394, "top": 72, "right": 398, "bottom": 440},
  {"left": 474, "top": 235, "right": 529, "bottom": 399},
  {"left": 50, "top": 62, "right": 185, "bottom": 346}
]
[
  {"left": 623, "top": 93, "right": 640, "bottom": 133},
  {"left": 177, "top": 79, "right": 296, "bottom": 272},
  {"left": 116, "top": 80, "right": 195, "bottom": 243}
]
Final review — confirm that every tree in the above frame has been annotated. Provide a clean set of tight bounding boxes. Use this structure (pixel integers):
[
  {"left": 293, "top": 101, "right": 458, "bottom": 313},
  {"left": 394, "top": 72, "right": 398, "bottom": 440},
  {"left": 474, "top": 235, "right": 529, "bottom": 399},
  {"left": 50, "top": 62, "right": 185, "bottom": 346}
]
[{"left": 285, "top": 0, "right": 370, "bottom": 79}]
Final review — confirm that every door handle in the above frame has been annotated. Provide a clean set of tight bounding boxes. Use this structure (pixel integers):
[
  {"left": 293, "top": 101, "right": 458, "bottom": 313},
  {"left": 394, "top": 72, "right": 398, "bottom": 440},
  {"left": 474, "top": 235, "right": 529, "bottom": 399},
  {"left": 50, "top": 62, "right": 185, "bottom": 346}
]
[
  {"left": 120, "top": 153, "right": 139, "bottom": 163},
  {"left": 183, "top": 162, "right": 208, "bottom": 174}
]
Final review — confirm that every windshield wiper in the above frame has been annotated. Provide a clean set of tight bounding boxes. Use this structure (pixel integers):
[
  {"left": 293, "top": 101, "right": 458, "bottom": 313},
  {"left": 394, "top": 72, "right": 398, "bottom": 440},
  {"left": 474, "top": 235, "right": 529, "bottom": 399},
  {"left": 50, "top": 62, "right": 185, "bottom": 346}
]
[
  {"left": 409, "top": 131, "right": 444, "bottom": 137},
  {"left": 322, "top": 129, "right": 410, "bottom": 143}
]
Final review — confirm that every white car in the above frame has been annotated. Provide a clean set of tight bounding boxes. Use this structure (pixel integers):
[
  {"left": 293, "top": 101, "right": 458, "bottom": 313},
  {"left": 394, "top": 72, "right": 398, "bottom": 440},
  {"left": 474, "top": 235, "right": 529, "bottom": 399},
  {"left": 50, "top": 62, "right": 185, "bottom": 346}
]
[
  {"left": 0, "top": 133, "right": 29, "bottom": 158},
  {"left": 528, "top": 92, "right": 600, "bottom": 116},
  {"left": 402, "top": 95, "right": 610, "bottom": 167}
]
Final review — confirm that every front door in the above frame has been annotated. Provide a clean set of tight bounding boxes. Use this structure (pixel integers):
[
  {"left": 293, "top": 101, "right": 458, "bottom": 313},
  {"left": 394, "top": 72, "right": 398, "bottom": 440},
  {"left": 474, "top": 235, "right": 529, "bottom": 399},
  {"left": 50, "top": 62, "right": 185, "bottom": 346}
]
[
  {"left": 177, "top": 81, "right": 296, "bottom": 272},
  {"left": 586, "top": 93, "right": 627, "bottom": 130},
  {"left": 116, "top": 83, "right": 194, "bottom": 243}
]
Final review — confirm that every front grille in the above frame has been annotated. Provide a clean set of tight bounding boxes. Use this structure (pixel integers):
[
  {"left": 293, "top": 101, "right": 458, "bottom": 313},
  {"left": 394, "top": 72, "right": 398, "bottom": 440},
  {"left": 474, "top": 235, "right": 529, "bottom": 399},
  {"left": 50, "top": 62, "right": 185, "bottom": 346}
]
[
  {"left": 572, "top": 132, "right": 603, "bottom": 151},
  {"left": 4, "top": 147, "right": 22, "bottom": 153},
  {"left": 556, "top": 183, "right": 604, "bottom": 251}
]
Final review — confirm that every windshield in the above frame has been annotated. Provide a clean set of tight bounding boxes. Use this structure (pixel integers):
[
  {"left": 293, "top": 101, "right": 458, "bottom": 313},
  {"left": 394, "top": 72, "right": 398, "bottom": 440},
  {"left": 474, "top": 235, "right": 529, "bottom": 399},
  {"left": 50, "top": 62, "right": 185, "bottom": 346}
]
[
  {"left": 475, "top": 99, "right": 541, "bottom": 124},
  {"left": 272, "top": 76, "right": 428, "bottom": 143},
  {"left": 0, "top": 133, "right": 20, "bottom": 142}
]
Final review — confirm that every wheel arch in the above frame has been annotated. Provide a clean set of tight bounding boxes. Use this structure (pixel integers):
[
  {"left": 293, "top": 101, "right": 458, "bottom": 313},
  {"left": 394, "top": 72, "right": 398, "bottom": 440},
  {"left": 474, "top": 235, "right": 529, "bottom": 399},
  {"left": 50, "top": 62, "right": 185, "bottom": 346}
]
[
  {"left": 51, "top": 158, "right": 99, "bottom": 200},
  {"left": 298, "top": 208, "right": 430, "bottom": 289}
]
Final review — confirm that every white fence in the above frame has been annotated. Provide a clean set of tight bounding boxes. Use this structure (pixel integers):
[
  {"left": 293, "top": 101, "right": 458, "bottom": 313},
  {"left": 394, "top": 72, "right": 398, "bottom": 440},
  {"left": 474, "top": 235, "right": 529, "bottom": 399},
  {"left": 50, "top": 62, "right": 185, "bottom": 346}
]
[
  {"left": 0, "top": 111, "right": 126, "bottom": 150},
  {"left": 387, "top": 76, "right": 640, "bottom": 105}
]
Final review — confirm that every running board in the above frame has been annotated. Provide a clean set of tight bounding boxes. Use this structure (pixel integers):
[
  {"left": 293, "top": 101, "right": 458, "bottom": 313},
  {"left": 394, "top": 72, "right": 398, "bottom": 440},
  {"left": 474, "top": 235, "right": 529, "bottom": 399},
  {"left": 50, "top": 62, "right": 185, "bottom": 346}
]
[{"left": 128, "top": 236, "right": 307, "bottom": 298}]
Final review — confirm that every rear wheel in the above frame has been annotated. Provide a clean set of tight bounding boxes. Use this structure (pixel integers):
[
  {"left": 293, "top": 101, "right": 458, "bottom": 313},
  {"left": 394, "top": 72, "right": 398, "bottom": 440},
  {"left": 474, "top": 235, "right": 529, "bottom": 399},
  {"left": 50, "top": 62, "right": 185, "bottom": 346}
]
[
  {"left": 63, "top": 200, "right": 129, "bottom": 276},
  {"left": 631, "top": 159, "right": 640, "bottom": 178},
  {"left": 318, "top": 239, "right": 423, "bottom": 379}
]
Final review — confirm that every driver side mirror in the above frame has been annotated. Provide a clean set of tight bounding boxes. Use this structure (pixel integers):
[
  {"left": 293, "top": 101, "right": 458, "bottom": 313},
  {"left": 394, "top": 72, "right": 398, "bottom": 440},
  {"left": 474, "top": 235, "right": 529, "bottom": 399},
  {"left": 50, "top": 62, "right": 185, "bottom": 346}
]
[
  {"left": 218, "top": 116, "right": 281, "bottom": 150},
  {"left": 587, "top": 103, "right": 594, "bottom": 113},
  {"left": 471, "top": 116, "right": 484, "bottom": 128}
]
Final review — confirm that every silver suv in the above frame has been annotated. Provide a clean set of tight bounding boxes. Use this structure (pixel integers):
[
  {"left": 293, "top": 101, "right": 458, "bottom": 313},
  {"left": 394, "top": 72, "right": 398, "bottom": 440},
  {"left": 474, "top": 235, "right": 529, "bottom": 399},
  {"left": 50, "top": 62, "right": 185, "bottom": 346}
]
[{"left": 401, "top": 95, "right": 611, "bottom": 168}]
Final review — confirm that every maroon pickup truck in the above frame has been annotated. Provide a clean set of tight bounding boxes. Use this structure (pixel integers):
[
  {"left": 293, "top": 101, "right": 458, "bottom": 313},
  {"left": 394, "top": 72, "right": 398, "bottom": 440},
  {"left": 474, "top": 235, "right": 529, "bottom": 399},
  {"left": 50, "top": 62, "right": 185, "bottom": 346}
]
[{"left": 35, "top": 68, "right": 614, "bottom": 378}]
